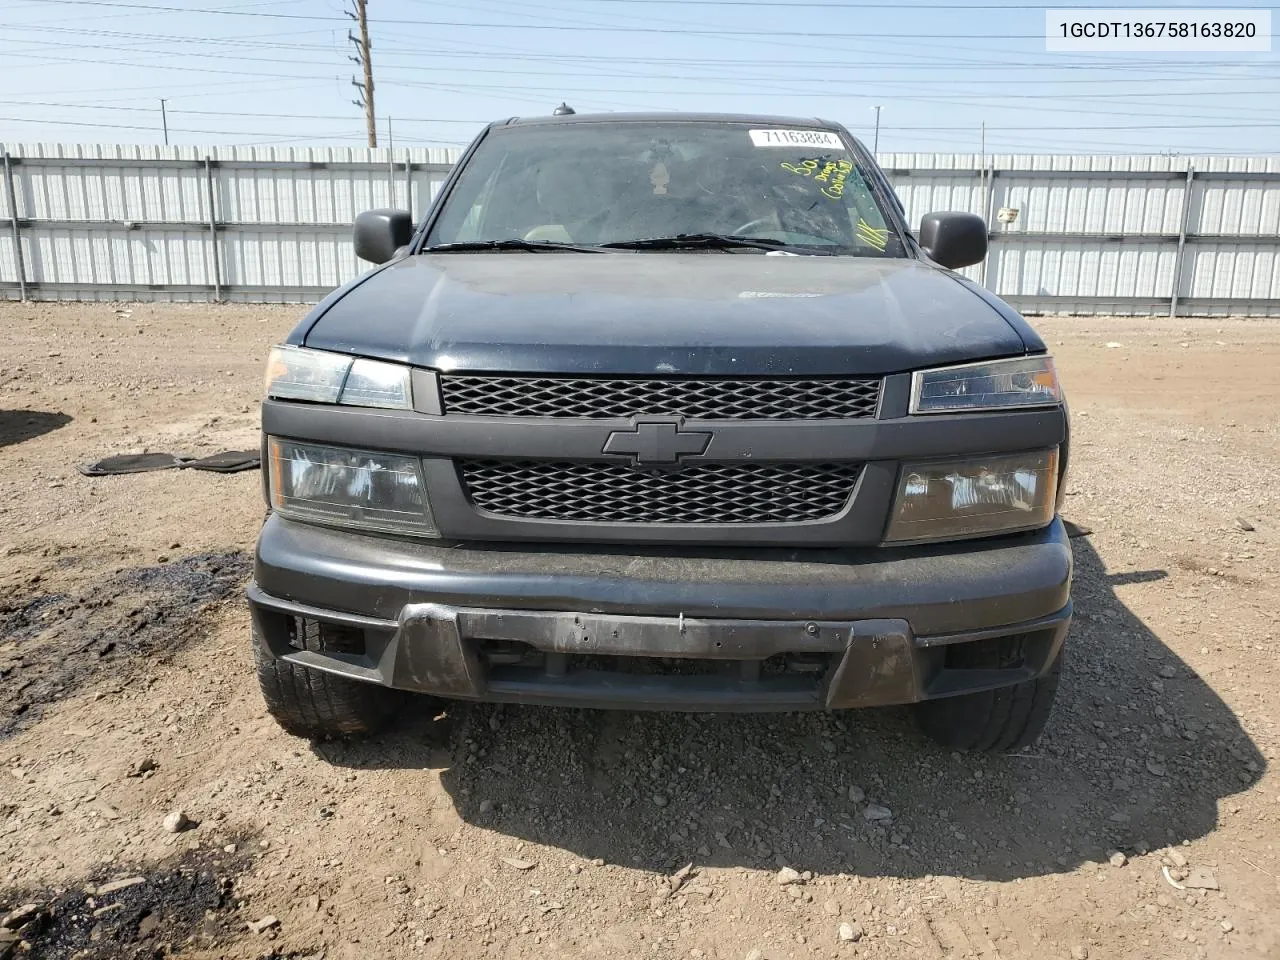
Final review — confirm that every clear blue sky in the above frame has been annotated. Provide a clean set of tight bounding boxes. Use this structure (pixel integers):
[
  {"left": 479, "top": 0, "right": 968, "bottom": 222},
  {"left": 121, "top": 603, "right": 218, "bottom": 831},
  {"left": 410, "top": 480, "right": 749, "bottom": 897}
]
[{"left": 2, "top": 0, "right": 1277, "bottom": 155}]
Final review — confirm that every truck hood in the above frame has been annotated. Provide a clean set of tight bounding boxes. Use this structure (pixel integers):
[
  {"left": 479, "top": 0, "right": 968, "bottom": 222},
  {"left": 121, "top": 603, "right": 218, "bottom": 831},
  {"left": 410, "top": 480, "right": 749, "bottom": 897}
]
[{"left": 302, "top": 253, "right": 1030, "bottom": 376}]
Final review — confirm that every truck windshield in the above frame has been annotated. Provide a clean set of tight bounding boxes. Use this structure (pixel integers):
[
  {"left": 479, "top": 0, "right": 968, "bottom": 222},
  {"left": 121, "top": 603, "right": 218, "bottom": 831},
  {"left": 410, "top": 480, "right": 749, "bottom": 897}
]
[{"left": 425, "top": 122, "right": 904, "bottom": 257}]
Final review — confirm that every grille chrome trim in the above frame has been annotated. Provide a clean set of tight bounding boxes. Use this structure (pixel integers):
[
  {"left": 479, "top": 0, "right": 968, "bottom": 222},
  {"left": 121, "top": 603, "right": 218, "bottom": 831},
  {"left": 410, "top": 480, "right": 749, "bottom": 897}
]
[
  {"left": 439, "top": 375, "right": 882, "bottom": 420},
  {"left": 458, "top": 460, "right": 861, "bottom": 525}
]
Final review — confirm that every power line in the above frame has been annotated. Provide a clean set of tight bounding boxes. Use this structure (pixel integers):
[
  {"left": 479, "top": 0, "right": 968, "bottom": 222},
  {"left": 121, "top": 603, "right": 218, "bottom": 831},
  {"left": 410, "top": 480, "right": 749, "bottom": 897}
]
[
  {"left": 6, "top": 53, "right": 1278, "bottom": 130},
  {"left": 94, "top": 80, "right": 338, "bottom": 103},
  {"left": 8, "top": 48, "right": 1280, "bottom": 95},
  {"left": 0, "top": 114, "right": 363, "bottom": 137},
  {"left": 0, "top": 99, "right": 488, "bottom": 123},
  {"left": 380, "top": 44, "right": 1279, "bottom": 71},
  {"left": 0, "top": 113, "right": 468, "bottom": 144},
  {"left": 410, "top": 0, "right": 1279, "bottom": 72},
  {"left": 26, "top": 0, "right": 1274, "bottom": 38},
  {"left": 382, "top": 33, "right": 1277, "bottom": 76},
  {"left": 18, "top": 0, "right": 1280, "bottom": 97},
  {"left": 0, "top": 49, "right": 666, "bottom": 114},
  {"left": 13, "top": 29, "right": 1280, "bottom": 79},
  {"left": 24, "top": 0, "right": 1280, "bottom": 14},
  {"left": 13, "top": 27, "right": 1280, "bottom": 85},
  {"left": 3, "top": 111, "right": 1273, "bottom": 155},
  {"left": 7, "top": 0, "right": 1278, "bottom": 153},
  {"left": 7, "top": 20, "right": 1277, "bottom": 77},
  {"left": 11, "top": 22, "right": 1278, "bottom": 70},
  {"left": 0, "top": 78, "right": 338, "bottom": 105},
  {"left": 475, "top": 0, "right": 1274, "bottom": 6},
  {"left": 187, "top": 19, "right": 1047, "bottom": 39},
  {"left": 7, "top": 34, "right": 1279, "bottom": 117},
  {"left": 5, "top": 0, "right": 312, "bottom": 28},
  {"left": 0, "top": 47, "right": 342, "bottom": 81},
  {"left": 371, "top": 74, "right": 1280, "bottom": 127},
  {"left": 7, "top": 38, "right": 1278, "bottom": 130},
  {"left": 542, "top": 0, "right": 1277, "bottom": 5},
  {"left": 3, "top": 111, "right": 1270, "bottom": 156},
  {"left": 7, "top": 0, "right": 363, "bottom": 16},
  {"left": 2, "top": 23, "right": 337, "bottom": 44},
  {"left": 7, "top": 99, "right": 1280, "bottom": 134}
]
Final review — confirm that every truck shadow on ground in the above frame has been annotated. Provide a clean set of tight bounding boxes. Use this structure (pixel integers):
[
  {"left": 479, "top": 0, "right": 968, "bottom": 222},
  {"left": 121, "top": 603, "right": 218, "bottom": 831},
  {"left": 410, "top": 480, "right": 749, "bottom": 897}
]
[
  {"left": 324, "top": 536, "right": 1265, "bottom": 882},
  {"left": 0, "top": 409, "right": 71, "bottom": 449}
]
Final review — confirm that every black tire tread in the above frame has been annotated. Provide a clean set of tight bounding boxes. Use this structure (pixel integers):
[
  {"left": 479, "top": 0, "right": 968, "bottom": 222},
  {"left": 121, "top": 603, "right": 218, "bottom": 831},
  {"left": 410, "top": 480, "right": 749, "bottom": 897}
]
[
  {"left": 914, "top": 641, "right": 1063, "bottom": 753},
  {"left": 253, "top": 626, "right": 404, "bottom": 739}
]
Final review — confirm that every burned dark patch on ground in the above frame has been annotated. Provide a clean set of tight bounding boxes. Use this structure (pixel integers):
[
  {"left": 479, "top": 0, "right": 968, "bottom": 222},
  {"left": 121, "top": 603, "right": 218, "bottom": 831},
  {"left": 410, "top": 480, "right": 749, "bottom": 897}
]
[
  {"left": 0, "top": 551, "right": 250, "bottom": 739},
  {"left": 0, "top": 594, "right": 70, "bottom": 645},
  {"left": 0, "top": 841, "right": 281, "bottom": 960}
]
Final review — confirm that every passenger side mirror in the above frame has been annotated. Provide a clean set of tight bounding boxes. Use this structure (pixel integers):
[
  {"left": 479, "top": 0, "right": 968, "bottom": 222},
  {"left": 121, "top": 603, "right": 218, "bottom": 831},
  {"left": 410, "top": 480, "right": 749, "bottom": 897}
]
[
  {"left": 918, "top": 212, "right": 988, "bottom": 270},
  {"left": 354, "top": 209, "right": 414, "bottom": 264}
]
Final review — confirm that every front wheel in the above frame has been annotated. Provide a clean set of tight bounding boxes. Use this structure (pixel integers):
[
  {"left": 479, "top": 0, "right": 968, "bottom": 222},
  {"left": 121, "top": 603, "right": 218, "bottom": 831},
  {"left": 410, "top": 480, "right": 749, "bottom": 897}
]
[
  {"left": 253, "top": 625, "right": 410, "bottom": 739},
  {"left": 914, "top": 643, "right": 1064, "bottom": 752}
]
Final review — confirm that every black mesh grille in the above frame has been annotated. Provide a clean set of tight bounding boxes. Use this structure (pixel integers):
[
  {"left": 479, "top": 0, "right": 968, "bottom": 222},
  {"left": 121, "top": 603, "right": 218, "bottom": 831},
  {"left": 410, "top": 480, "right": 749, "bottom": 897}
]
[
  {"left": 439, "top": 376, "right": 881, "bottom": 420},
  {"left": 458, "top": 460, "right": 861, "bottom": 524}
]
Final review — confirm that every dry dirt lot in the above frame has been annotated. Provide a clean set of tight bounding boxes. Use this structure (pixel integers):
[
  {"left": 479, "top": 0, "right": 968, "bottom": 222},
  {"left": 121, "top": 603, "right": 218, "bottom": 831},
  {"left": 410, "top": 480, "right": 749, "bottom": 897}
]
[{"left": 1, "top": 302, "right": 1278, "bottom": 960}]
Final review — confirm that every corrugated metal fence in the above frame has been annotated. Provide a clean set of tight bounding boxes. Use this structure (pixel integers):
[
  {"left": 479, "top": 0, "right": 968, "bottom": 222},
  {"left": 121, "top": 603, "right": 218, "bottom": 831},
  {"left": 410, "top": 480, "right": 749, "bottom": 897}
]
[
  {"left": 3, "top": 143, "right": 1279, "bottom": 315},
  {"left": 884, "top": 152, "right": 1280, "bottom": 317},
  {"left": 0, "top": 143, "right": 455, "bottom": 303}
]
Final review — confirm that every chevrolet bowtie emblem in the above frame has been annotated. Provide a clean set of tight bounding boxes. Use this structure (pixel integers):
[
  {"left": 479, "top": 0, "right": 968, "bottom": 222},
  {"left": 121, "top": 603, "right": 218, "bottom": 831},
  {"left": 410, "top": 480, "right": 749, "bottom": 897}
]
[{"left": 603, "top": 421, "right": 712, "bottom": 465}]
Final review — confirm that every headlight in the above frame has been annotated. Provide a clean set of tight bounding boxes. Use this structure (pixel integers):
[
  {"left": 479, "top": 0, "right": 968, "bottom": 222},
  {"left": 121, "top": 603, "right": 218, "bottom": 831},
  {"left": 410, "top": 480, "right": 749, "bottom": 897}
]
[
  {"left": 264, "top": 345, "right": 412, "bottom": 409},
  {"left": 267, "top": 438, "right": 438, "bottom": 536},
  {"left": 885, "top": 449, "right": 1058, "bottom": 543},
  {"left": 910, "top": 356, "right": 1061, "bottom": 415}
]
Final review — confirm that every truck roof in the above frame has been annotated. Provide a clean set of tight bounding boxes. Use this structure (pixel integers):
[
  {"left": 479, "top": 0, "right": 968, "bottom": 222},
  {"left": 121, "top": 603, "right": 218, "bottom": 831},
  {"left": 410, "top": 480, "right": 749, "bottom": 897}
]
[{"left": 501, "top": 111, "right": 840, "bottom": 130}]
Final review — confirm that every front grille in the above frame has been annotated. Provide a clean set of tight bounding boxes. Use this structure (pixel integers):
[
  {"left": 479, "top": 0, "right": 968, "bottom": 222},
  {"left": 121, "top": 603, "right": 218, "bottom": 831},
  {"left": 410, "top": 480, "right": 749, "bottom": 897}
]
[
  {"left": 458, "top": 460, "right": 861, "bottom": 524},
  {"left": 439, "top": 375, "right": 881, "bottom": 420}
]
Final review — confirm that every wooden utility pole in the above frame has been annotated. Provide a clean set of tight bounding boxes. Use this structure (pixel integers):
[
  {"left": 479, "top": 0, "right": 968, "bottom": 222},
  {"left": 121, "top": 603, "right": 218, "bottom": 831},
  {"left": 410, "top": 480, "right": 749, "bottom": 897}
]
[{"left": 347, "top": 0, "right": 376, "bottom": 147}]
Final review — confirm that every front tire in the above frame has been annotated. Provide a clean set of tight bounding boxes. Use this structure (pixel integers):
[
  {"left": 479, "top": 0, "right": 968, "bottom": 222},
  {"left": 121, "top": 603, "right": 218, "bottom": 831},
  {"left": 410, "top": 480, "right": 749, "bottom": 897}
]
[
  {"left": 914, "top": 641, "right": 1064, "bottom": 752},
  {"left": 253, "top": 625, "right": 407, "bottom": 739}
]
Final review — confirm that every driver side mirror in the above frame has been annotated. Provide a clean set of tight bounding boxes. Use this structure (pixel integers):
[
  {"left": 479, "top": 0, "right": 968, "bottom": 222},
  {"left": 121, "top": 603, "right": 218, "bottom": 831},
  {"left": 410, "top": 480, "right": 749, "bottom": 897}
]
[
  {"left": 919, "top": 212, "right": 988, "bottom": 270},
  {"left": 354, "top": 209, "right": 414, "bottom": 264}
]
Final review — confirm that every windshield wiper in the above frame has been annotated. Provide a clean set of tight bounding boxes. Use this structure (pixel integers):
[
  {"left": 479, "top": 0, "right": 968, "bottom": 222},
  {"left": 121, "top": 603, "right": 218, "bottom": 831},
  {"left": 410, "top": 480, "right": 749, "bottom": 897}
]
[
  {"left": 599, "top": 233, "right": 792, "bottom": 252},
  {"left": 422, "top": 239, "right": 610, "bottom": 253}
]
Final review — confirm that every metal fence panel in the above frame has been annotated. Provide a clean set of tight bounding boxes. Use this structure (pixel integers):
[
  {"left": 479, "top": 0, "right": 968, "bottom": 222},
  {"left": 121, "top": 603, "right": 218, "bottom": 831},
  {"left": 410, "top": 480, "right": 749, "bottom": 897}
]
[
  {"left": 881, "top": 152, "right": 1280, "bottom": 316},
  {"left": 3, "top": 143, "right": 1279, "bottom": 315},
  {"left": 0, "top": 142, "right": 454, "bottom": 303}
]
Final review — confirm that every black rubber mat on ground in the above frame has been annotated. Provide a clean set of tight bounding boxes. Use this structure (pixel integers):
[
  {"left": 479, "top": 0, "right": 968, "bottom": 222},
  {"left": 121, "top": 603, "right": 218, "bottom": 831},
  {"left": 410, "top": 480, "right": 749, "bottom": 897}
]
[
  {"left": 77, "top": 452, "right": 191, "bottom": 476},
  {"left": 180, "top": 450, "right": 260, "bottom": 473},
  {"left": 78, "top": 450, "right": 260, "bottom": 476}
]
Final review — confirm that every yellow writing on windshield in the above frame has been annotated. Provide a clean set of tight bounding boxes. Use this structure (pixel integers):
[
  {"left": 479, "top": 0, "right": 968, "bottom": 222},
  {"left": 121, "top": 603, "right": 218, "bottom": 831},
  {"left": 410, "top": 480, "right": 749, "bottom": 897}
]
[
  {"left": 781, "top": 158, "right": 822, "bottom": 177},
  {"left": 781, "top": 157, "right": 855, "bottom": 201},
  {"left": 820, "top": 159, "right": 854, "bottom": 199},
  {"left": 856, "top": 218, "right": 889, "bottom": 251}
]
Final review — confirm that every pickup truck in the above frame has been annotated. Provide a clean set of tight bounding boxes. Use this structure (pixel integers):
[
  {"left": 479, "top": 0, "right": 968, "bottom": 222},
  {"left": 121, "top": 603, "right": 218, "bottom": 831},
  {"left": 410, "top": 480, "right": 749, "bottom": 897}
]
[{"left": 248, "top": 111, "right": 1072, "bottom": 752}]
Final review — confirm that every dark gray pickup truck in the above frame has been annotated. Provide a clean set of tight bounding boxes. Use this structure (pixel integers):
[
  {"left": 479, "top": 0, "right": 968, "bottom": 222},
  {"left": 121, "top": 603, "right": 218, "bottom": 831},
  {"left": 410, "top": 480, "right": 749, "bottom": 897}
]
[{"left": 248, "top": 112, "right": 1072, "bottom": 752}]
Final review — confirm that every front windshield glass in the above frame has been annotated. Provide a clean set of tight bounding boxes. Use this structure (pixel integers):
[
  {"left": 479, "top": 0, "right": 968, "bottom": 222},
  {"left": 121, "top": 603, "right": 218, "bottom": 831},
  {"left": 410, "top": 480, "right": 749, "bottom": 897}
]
[{"left": 426, "top": 122, "right": 904, "bottom": 256}]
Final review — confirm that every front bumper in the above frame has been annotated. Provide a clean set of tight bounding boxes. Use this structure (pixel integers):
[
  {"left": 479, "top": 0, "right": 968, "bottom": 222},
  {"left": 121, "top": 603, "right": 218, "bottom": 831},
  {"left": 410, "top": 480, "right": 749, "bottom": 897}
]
[{"left": 249, "top": 514, "right": 1072, "bottom": 712}]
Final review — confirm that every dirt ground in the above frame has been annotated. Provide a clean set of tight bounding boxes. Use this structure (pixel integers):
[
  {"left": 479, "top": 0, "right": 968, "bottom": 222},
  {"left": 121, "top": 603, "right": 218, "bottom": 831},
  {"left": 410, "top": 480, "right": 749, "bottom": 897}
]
[{"left": 1, "top": 302, "right": 1278, "bottom": 960}]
